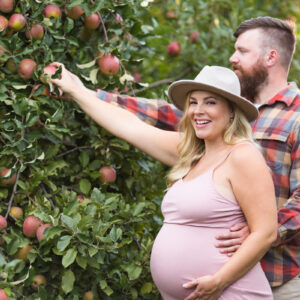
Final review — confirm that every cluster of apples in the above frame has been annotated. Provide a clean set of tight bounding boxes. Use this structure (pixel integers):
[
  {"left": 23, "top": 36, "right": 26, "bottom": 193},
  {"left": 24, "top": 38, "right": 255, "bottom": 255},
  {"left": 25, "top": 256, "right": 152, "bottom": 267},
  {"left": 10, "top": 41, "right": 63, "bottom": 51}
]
[
  {"left": 0, "top": 1, "right": 121, "bottom": 84},
  {"left": 165, "top": 10, "right": 199, "bottom": 57}
]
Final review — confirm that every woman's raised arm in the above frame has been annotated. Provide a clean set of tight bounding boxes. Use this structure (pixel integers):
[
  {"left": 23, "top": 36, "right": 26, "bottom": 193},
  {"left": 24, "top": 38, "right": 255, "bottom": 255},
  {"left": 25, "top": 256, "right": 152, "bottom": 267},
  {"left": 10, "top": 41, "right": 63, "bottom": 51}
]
[{"left": 50, "top": 63, "right": 180, "bottom": 166}]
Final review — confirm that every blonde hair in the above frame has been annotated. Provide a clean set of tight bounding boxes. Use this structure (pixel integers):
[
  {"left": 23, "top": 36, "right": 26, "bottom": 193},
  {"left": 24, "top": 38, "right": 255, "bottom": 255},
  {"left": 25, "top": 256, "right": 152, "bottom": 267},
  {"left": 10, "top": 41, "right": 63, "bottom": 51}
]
[{"left": 167, "top": 92, "right": 257, "bottom": 186}]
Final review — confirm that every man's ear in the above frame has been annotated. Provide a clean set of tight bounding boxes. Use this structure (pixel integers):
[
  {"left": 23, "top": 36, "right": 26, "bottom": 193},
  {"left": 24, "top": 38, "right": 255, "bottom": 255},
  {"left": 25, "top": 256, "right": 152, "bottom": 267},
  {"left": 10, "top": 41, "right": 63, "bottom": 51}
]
[{"left": 265, "top": 49, "right": 278, "bottom": 67}]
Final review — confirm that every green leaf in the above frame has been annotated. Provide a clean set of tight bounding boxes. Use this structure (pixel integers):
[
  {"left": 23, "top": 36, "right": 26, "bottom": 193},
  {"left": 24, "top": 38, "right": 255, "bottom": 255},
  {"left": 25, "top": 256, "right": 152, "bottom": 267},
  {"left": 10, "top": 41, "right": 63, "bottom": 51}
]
[
  {"left": 61, "top": 269, "right": 75, "bottom": 294},
  {"left": 62, "top": 248, "right": 77, "bottom": 268},
  {"left": 64, "top": 18, "right": 74, "bottom": 33},
  {"left": 125, "top": 263, "right": 142, "bottom": 280},
  {"left": 132, "top": 202, "right": 145, "bottom": 216},
  {"left": 141, "top": 282, "right": 153, "bottom": 295},
  {"left": 91, "top": 188, "right": 103, "bottom": 202},
  {"left": 88, "top": 247, "right": 98, "bottom": 257},
  {"left": 57, "top": 235, "right": 72, "bottom": 252},
  {"left": 79, "top": 151, "right": 90, "bottom": 168},
  {"left": 76, "top": 255, "right": 87, "bottom": 269},
  {"left": 61, "top": 215, "right": 76, "bottom": 231},
  {"left": 109, "top": 226, "right": 122, "bottom": 243},
  {"left": 79, "top": 178, "right": 91, "bottom": 194},
  {"left": 0, "top": 252, "right": 6, "bottom": 267}
]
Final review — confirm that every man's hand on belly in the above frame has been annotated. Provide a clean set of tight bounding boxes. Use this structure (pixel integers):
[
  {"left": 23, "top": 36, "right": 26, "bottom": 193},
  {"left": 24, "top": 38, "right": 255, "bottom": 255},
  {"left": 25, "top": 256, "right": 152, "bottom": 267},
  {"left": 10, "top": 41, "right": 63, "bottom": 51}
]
[{"left": 215, "top": 222, "right": 249, "bottom": 256}]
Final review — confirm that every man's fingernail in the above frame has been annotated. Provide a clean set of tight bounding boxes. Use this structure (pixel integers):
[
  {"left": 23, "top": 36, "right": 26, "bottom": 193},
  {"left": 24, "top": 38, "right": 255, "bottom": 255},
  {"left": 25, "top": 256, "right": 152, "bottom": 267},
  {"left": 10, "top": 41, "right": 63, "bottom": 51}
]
[{"left": 183, "top": 284, "right": 188, "bottom": 288}]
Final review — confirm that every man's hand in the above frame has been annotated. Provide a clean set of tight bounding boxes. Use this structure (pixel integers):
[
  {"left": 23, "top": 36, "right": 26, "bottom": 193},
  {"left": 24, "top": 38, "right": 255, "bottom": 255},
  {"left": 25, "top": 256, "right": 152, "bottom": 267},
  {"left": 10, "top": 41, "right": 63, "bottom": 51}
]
[{"left": 215, "top": 222, "right": 249, "bottom": 256}]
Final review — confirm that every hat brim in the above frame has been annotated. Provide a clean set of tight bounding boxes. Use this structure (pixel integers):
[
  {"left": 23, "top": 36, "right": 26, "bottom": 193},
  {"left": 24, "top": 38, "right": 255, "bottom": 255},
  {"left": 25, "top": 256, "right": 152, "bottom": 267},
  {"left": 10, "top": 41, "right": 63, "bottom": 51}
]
[{"left": 168, "top": 80, "right": 258, "bottom": 122}]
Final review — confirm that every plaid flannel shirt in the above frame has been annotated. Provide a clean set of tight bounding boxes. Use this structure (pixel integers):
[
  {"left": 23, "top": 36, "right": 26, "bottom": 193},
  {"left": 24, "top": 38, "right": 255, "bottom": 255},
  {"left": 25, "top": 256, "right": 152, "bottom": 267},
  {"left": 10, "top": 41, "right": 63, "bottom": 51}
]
[{"left": 96, "top": 84, "right": 300, "bottom": 287}]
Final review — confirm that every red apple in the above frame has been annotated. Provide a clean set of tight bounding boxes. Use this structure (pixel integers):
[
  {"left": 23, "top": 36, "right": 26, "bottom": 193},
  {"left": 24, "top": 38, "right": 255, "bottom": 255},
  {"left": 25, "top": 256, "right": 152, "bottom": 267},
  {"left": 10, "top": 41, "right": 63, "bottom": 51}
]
[
  {"left": 43, "top": 5, "right": 62, "bottom": 19},
  {"left": 84, "top": 13, "right": 100, "bottom": 30},
  {"left": 166, "top": 11, "right": 176, "bottom": 18},
  {"left": 99, "top": 166, "right": 116, "bottom": 183},
  {"left": 32, "top": 84, "right": 50, "bottom": 98},
  {"left": 36, "top": 223, "right": 51, "bottom": 242},
  {"left": 67, "top": 6, "right": 84, "bottom": 20},
  {"left": 77, "top": 195, "right": 84, "bottom": 202},
  {"left": 8, "top": 14, "right": 26, "bottom": 31},
  {"left": 98, "top": 54, "right": 120, "bottom": 76},
  {"left": 84, "top": 291, "right": 94, "bottom": 300},
  {"left": 0, "top": 0, "right": 14, "bottom": 13},
  {"left": 14, "top": 244, "right": 32, "bottom": 260},
  {"left": 133, "top": 72, "right": 141, "bottom": 83},
  {"left": 0, "top": 16, "right": 8, "bottom": 32},
  {"left": 167, "top": 41, "right": 181, "bottom": 56},
  {"left": 40, "top": 65, "right": 57, "bottom": 84},
  {"left": 0, "top": 216, "right": 7, "bottom": 231},
  {"left": 6, "top": 58, "right": 17, "bottom": 73},
  {"left": 10, "top": 206, "right": 23, "bottom": 219},
  {"left": 115, "top": 13, "right": 123, "bottom": 24},
  {"left": 25, "top": 24, "right": 44, "bottom": 40},
  {"left": 0, "top": 289, "right": 9, "bottom": 300},
  {"left": 0, "top": 168, "right": 16, "bottom": 185},
  {"left": 23, "top": 216, "right": 42, "bottom": 237},
  {"left": 31, "top": 274, "right": 47, "bottom": 291},
  {"left": 189, "top": 31, "right": 199, "bottom": 43},
  {"left": 18, "top": 58, "right": 37, "bottom": 79}
]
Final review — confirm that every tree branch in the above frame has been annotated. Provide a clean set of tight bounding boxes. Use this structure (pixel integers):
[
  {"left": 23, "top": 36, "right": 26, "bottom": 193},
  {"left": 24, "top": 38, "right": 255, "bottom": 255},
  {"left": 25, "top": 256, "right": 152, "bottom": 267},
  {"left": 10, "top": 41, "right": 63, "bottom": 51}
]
[
  {"left": 56, "top": 146, "right": 92, "bottom": 158},
  {"left": 5, "top": 163, "right": 22, "bottom": 219},
  {"left": 130, "top": 67, "right": 192, "bottom": 95},
  {"left": 98, "top": 12, "right": 108, "bottom": 43}
]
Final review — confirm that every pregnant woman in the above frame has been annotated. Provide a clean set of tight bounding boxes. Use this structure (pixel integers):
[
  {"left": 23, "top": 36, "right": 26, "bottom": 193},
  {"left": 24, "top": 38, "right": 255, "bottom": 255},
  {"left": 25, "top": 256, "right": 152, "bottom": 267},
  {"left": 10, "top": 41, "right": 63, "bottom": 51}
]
[{"left": 51, "top": 64, "right": 277, "bottom": 300}]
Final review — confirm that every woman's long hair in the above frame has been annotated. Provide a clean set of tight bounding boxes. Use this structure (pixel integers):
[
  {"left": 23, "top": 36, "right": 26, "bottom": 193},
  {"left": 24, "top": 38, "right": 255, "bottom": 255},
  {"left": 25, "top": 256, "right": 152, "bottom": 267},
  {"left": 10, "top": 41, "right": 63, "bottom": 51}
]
[{"left": 167, "top": 92, "right": 257, "bottom": 186}]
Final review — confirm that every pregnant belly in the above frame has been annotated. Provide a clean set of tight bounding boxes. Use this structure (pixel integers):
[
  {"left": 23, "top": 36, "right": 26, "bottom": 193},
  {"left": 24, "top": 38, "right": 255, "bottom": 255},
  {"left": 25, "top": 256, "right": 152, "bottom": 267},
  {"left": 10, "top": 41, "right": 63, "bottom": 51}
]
[{"left": 150, "top": 223, "right": 228, "bottom": 299}]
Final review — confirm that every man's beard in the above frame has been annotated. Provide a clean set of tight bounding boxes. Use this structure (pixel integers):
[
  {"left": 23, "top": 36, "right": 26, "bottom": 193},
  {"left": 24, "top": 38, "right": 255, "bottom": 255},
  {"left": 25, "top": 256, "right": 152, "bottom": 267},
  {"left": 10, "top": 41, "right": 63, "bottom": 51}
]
[{"left": 233, "top": 63, "right": 268, "bottom": 102}]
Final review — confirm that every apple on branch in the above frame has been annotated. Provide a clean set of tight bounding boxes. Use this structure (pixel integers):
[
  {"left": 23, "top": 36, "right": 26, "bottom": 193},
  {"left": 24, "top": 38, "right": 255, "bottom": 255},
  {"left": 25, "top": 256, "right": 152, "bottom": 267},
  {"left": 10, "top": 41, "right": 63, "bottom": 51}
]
[
  {"left": 67, "top": 6, "right": 84, "bottom": 20},
  {"left": 0, "top": 0, "right": 14, "bottom": 13},
  {"left": 97, "top": 54, "right": 120, "bottom": 76},
  {"left": 43, "top": 5, "right": 62, "bottom": 19},
  {"left": 17, "top": 58, "right": 37, "bottom": 79},
  {"left": 99, "top": 166, "right": 116, "bottom": 183},
  {"left": 0, "top": 16, "right": 8, "bottom": 32},
  {"left": 31, "top": 274, "right": 47, "bottom": 291},
  {"left": 40, "top": 64, "right": 58, "bottom": 84},
  {"left": 0, "top": 289, "right": 9, "bottom": 300},
  {"left": 25, "top": 24, "right": 44, "bottom": 40},
  {"left": 23, "top": 216, "right": 42, "bottom": 237},
  {"left": 8, "top": 14, "right": 26, "bottom": 31},
  {"left": 84, "top": 291, "right": 94, "bottom": 300},
  {"left": 10, "top": 206, "right": 23, "bottom": 220},
  {"left": 14, "top": 244, "right": 32, "bottom": 261},
  {"left": 36, "top": 223, "right": 51, "bottom": 242},
  {"left": 0, "top": 216, "right": 7, "bottom": 231},
  {"left": 167, "top": 41, "right": 181, "bottom": 56},
  {"left": 189, "top": 31, "right": 199, "bottom": 43},
  {"left": 84, "top": 13, "right": 100, "bottom": 30}
]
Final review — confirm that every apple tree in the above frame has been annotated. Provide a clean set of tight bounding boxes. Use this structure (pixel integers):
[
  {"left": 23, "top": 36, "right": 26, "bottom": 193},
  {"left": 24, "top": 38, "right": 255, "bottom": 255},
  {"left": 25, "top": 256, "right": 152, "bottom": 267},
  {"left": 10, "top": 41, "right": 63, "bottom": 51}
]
[{"left": 0, "top": 0, "right": 300, "bottom": 299}]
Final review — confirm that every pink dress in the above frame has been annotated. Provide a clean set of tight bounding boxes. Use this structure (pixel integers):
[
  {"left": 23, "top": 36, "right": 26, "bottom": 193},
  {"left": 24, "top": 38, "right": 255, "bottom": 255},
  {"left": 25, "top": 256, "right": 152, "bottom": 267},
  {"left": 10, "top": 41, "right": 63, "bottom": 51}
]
[{"left": 150, "top": 150, "right": 273, "bottom": 300}]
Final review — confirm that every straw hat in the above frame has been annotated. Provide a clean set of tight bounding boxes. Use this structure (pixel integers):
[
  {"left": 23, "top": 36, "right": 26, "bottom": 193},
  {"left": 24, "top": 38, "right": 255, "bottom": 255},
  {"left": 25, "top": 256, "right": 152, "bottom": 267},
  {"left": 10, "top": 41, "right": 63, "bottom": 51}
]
[{"left": 168, "top": 65, "right": 258, "bottom": 122}]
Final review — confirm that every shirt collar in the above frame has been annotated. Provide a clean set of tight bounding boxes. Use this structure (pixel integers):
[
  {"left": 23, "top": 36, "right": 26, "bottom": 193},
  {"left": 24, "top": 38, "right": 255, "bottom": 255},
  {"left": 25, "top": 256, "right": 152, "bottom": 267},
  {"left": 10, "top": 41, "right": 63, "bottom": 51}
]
[{"left": 267, "top": 82, "right": 299, "bottom": 107}]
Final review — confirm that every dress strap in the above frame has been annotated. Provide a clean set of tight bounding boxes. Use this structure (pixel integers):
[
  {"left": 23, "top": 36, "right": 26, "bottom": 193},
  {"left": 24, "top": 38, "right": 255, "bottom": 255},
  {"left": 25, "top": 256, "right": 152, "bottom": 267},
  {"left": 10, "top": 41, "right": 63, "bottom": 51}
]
[{"left": 212, "top": 142, "right": 254, "bottom": 171}]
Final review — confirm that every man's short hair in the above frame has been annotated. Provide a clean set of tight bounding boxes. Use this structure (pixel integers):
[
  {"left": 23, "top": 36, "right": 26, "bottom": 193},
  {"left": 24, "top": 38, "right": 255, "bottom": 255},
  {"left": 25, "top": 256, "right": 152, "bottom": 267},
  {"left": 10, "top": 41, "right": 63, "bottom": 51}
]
[{"left": 234, "top": 16, "right": 296, "bottom": 71}]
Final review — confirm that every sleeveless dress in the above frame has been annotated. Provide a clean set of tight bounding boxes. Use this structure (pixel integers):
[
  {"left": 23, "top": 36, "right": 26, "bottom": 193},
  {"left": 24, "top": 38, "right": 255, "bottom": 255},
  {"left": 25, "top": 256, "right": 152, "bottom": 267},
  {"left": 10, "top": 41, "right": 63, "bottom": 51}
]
[{"left": 150, "top": 146, "right": 273, "bottom": 300}]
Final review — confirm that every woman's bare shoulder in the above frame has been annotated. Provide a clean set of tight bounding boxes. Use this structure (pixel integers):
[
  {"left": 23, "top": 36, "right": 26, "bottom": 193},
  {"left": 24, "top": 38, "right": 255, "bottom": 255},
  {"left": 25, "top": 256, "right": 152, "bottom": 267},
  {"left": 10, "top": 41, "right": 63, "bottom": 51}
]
[{"left": 229, "top": 143, "right": 266, "bottom": 170}]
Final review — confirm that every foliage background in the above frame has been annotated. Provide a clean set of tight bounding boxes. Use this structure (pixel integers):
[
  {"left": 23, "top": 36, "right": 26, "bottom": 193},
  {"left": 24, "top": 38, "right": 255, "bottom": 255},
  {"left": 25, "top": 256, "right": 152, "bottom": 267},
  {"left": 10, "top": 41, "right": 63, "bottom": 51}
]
[{"left": 0, "top": 0, "right": 300, "bottom": 299}]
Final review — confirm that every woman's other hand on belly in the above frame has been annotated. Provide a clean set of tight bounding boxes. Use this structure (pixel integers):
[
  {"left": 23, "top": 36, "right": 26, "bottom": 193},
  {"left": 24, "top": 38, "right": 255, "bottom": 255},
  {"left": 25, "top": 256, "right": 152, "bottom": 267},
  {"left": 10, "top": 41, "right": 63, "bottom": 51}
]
[{"left": 183, "top": 275, "right": 224, "bottom": 300}]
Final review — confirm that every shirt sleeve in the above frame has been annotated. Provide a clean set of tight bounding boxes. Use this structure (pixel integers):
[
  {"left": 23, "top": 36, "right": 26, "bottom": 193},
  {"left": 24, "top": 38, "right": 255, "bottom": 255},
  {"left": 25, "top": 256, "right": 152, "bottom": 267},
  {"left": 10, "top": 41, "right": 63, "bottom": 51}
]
[
  {"left": 273, "top": 127, "right": 300, "bottom": 246},
  {"left": 96, "top": 89, "right": 182, "bottom": 131}
]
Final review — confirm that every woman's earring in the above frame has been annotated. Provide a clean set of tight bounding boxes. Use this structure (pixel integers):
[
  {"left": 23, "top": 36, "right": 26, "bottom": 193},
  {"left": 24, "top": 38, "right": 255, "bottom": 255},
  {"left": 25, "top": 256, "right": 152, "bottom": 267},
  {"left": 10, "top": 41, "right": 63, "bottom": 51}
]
[{"left": 230, "top": 117, "right": 234, "bottom": 122}]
